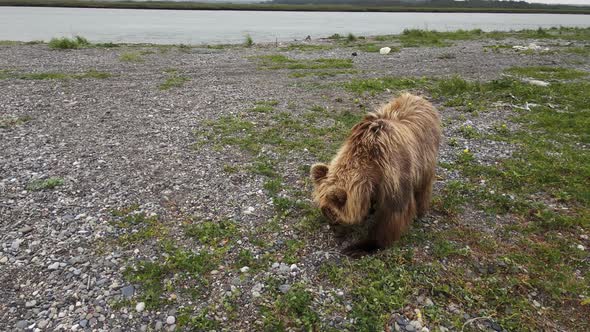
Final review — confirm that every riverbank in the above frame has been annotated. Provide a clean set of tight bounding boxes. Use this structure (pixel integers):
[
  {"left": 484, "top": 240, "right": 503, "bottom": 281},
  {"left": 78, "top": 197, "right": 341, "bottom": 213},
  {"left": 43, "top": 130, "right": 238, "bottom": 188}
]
[
  {"left": 1, "top": 0, "right": 590, "bottom": 14},
  {"left": 1, "top": 28, "right": 589, "bottom": 331}
]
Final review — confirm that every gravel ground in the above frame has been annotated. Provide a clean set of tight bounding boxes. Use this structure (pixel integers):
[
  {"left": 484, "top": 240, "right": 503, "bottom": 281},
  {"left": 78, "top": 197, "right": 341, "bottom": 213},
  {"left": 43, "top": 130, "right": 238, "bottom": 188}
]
[{"left": 0, "top": 37, "right": 587, "bottom": 331}]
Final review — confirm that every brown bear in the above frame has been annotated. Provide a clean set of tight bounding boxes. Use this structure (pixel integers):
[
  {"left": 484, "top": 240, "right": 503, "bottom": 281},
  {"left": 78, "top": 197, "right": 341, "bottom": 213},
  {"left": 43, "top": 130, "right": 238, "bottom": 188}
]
[{"left": 310, "top": 93, "right": 441, "bottom": 256}]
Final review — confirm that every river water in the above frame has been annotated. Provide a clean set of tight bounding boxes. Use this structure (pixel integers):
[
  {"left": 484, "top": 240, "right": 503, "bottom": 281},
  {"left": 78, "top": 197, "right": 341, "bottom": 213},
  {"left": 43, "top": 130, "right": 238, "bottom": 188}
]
[{"left": 0, "top": 6, "right": 589, "bottom": 44}]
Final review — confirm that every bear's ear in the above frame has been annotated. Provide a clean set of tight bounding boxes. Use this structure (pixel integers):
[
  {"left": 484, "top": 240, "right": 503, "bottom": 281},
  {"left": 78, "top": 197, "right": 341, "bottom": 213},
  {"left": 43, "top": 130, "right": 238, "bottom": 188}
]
[
  {"left": 328, "top": 188, "right": 347, "bottom": 208},
  {"left": 310, "top": 163, "right": 329, "bottom": 183}
]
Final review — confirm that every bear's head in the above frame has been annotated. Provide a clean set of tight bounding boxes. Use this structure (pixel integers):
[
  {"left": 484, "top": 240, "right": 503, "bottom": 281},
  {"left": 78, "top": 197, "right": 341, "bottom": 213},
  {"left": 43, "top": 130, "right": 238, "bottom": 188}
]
[{"left": 310, "top": 163, "right": 362, "bottom": 225}]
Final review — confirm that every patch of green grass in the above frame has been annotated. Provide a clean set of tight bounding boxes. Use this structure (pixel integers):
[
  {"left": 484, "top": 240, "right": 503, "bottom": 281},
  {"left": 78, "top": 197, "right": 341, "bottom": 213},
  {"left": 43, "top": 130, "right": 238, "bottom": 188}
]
[
  {"left": 159, "top": 73, "right": 189, "bottom": 90},
  {"left": 346, "top": 33, "right": 357, "bottom": 42},
  {"left": 177, "top": 307, "right": 220, "bottom": 330},
  {"left": 110, "top": 211, "right": 167, "bottom": 246},
  {"left": 26, "top": 177, "right": 63, "bottom": 191},
  {"left": 432, "top": 239, "right": 470, "bottom": 258},
  {"left": 124, "top": 243, "right": 216, "bottom": 308},
  {"left": 289, "top": 69, "right": 357, "bottom": 78},
  {"left": 344, "top": 76, "right": 428, "bottom": 95},
  {"left": 0, "top": 115, "right": 32, "bottom": 128},
  {"left": 262, "top": 283, "right": 319, "bottom": 331},
  {"left": 120, "top": 52, "right": 144, "bottom": 62},
  {"left": 48, "top": 35, "right": 89, "bottom": 49},
  {"left": 184, "top": 219, "right": 238, "bottom": 246},
  {"left": 250, "top": 100, "right": 279, "bottom": 113},
  {"left": 458, "top": 124, "right": 480, "bottom": 139},
  {"left": 431, "top": 180, "right": 471, "bottom": 216},
  {"left": 506, "top": 66, "right": 588, "bottom": 80},
  {"left": 255, "top": 54, "right": 353, "bottom": 70},
  {"left": 281, "top": 43, "right": 333, "bottom": 52},
  {"left": 0, "top": 70, "right": 111, "bottom": 80},
  {"left": 566, "top": 45, "right": 590, "bottom": 56}
]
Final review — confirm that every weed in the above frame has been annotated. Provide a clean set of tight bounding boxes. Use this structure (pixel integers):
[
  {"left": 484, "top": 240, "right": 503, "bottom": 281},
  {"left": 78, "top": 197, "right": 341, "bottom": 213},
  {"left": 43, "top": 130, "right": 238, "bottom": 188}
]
[
  {"left": 159, "top": 73, "right": 189, "bottom": 90},
  {"left": 184, "top": 219, "right": 238, "bottom": 246},
  {"left": 26, "top": 177, "right": 63, "bottom": 191},
  {"left": 245, "top": 34, "right": 254, "bottom": 47},
  {"left": 346, "top": 33, "right": 357, "bottom": 42},
  {"left": 48, "top": 35, "right": 89, "bottom": 49},
  {"left": 506, "top": 66, "right": 588, "bottom": 80},
  {"left": 120, "top": 52, "right": 144, "bottom": 62},
  {"left": 0, "top": 115, "right": 32, "bottom": 128},
  {"left": 255, "top": 54, "right": 353, "bottom": 70}
]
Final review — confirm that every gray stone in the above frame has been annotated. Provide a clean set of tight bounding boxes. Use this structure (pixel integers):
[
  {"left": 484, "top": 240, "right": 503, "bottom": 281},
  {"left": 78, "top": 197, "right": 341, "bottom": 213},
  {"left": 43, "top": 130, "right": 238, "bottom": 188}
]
[
  {"left": 155, "top": 321, "right": 163, "bottom": 330},
  {"left": 121, "top": 285, "right": 135, "bottom": 299},
  {"left": 166, "top": 316, "right": 175, "bottom": 325},
  {"left": 15, "top": 320, "right": 28, "bottom": 329},
  {"left": 79, "top": 319, "right": 88, "bottom": 328},
  {"left": 47, "top": 262, "right": 60, "bottom": 270},
  {"left": 278, "top": 284, "right": 290, "bottom": 293},
  {"left": 37, "top": 320, "right": 48, "bottom": 329},
  {"left": 11, "top": 239, "right": 23, "bottom": 251},
  {"left": 405, "top": 324, "right": 415, "bottom": 332},
  {"left": 19, "top": 225, "right": 33, "bottom": 234},
  {"left": 25, "top": 300, "right": 37, "bottom": 308}
]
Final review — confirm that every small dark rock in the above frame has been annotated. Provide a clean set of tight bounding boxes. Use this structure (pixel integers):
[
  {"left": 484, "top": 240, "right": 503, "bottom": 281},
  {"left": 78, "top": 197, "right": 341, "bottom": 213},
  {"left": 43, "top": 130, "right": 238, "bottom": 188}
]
[{"left": 121, "top": 285, "right": 135, "bottom": 299}]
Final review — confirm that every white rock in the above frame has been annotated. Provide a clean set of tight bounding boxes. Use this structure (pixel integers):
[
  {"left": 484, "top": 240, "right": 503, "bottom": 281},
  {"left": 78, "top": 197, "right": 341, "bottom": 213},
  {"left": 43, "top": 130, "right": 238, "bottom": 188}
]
[
  {"left": 48, "top": 262, "right": 60, "bottom": 270},
  {"left": 577, "top": 244, "right": 586, "bottom": 251},
  {"left": 243, "top": 206, "right": 255, "bottom": 215},
  {"left": 166, "top": 316, "right": 176, "bottom": 325},
  {"left": 533, "top": 300, "right": 541, "bottom": 307},
  {"left": 379, "top": 47, "right": 391, "bottom": 55},
  {"left": 0, "top": 256, "right": 8, "bottom": 264},
  {"left": 135, "top": 302, "right": 145, "bottom": 312},
  {"left": 290, "top": 264, "right": 298, "bottom": 271},
  {"left": 240, "top": 266, "right": 250, "bottom": 273}
]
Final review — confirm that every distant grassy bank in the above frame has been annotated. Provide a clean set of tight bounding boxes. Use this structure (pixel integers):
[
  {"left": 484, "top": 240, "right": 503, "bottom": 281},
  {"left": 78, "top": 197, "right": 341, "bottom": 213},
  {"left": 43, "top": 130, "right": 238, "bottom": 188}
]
[{"left": 1, "top": 0, "right": 590, "bottom": 14}]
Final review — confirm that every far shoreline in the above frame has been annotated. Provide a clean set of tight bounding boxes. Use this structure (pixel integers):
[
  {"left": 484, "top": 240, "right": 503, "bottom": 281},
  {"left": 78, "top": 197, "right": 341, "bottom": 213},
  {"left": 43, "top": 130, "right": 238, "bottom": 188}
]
[{"left": 0, "top": 0, "right": 589, "bottom": 15}]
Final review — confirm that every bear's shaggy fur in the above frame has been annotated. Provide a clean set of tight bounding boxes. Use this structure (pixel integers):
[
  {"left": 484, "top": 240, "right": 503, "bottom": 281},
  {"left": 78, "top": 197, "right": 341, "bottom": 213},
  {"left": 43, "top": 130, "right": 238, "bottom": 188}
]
[{"left": 310, "top": 93, "right": 441, "bottom": 256}]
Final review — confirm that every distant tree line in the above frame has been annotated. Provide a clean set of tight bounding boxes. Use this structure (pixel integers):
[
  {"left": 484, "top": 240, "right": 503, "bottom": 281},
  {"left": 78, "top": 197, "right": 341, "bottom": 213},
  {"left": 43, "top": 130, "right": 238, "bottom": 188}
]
[{"left": 267, "top": 0, "right": 586, "bottom": 10}]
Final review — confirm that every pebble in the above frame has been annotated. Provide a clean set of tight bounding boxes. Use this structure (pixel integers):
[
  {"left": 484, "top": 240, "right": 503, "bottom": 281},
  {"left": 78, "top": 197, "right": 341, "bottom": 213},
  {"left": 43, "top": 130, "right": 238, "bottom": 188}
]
[
  {"left": 79, "top": 320, "right": 88, "bottom": 328},
  {"left": 37, "top": 320, "right": 48, "bottom": 329},
  {"left": 0, "top": 256, "right": 7, "bottom": 264},
  {"left": 16, "top": 320, "right": 28, "bottom": 329},
  {"left": 278, "top": 284, "right": 290, "bottom": 293},
  {"left": 424, "top": 298, "right": 434, "bottom": 306},
  {"left": 406, "top": 324, "right": 416, "bottom": 332},
  {"left": 25, "top": 300, "right": 37, "bottom": 308},
  {"left": 120, "top": 285, "right": 135, "bottom": 299},
  {"left": 533, "top": 300, "right": 541, "bottom": 307},
  {"left": 155, "top": 321, "right": 163, "bottom": 330},
  {"left": 289, "top": 264, "right": 298, "bottom": 271},
  {"left": 19, "top": 225, "right": 34, "bottom": 234},
  {"left": 135, "top": 302, "right": 145, "bottom": 312},
  {"left": 166, "top": 316, "right": 175, "bottom": 325},
  {"left": 421, "top": 328, "right": 429, "bottom": 332},
  {"left": 240, "top": 266, "right": 250, "bottom": 273},
  {"left": 11, "top": 239, "right": 23, "bottom": 251},
  {"left": 577, "top": 244, "right": 586, "bottom": 251},
  {"left": 48, "top": 262, "right": 60, "bottom": 270}
]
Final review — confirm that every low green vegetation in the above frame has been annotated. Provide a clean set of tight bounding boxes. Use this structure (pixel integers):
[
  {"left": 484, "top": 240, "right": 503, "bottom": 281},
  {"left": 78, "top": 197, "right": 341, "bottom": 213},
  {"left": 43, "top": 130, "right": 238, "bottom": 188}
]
[
  {"left": 159, "top": 71, "right": 190, "bottom": 90},
  {"left": 0, "top": 115, "right": 32, "bottom": 128},
  {"left": 244, "top": 34, "right": 254, "bottom": 47},
  {"left": 120, "top": 52, "right": 144, "bottom": 62},
  {"left": 255, "top": 54, "right": 353, "bottom": 70},
  {"left": 250, "top": 100, "right": 279, "bottom": 113},
  {"left": 27, "top": 177, "right": 63, "bottom": 191},
  {"left": 506, "top": 66, "right": 588, "bottom": 80},
  {"left": 0, "top": 69, "right": 111, "bottom": 80},
  {"left": 48, "top": 35, "right": 89, "bottom": 49}
]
